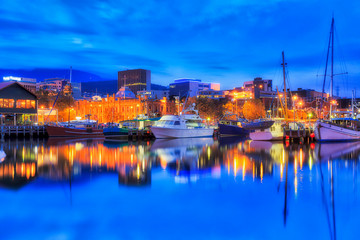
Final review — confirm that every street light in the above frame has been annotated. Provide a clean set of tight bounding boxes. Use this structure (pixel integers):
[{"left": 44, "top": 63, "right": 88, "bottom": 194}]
[{"left": 308, "top": 113, "right": 313, "bottom": 129}]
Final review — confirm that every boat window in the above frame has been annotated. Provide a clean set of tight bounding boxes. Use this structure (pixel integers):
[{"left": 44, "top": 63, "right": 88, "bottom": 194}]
[{"left": 174, "top": 121, "right": 180, "bottom": 125}]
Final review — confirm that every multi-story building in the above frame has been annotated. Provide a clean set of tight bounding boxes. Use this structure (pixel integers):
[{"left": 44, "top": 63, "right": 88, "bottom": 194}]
[
  {"left": 197, "top": 89, "right": 225, "bottom": 99},
  {"left": 37, "top": 78, "right": 81, "bottom": 99},
  {"left": 137, "top": 90, "right": 169, "bottom": 100},
  {"left": 2, "top": 76, "right": 37, "bottom": 93},
  {"left": 37, "top": 78, "right": 67, "bottom": 92},
  {"left": 75, "top": 94, "right": 176, "bottom": 123},
  {"left": 118, "top": 69, "right": 151, "bottom": 95},
  {"left": 169, "top": 79, "right": 220, "bottom": 98}
]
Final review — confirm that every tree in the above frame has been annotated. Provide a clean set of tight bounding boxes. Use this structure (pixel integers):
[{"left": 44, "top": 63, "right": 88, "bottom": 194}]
[{"left": 243, "top": 99, "right": 266, "bottom": 120}]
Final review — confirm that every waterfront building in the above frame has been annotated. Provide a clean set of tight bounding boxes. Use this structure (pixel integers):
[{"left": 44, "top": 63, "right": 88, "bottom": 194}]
[
  {"left": 75, "top": 94, "right": 176, "bottom": 123},
  {"left": 2, "top": 76, "right": 37, "bottom": 93},
  {"left": 0, "top": 81, "right": 38, "bottom": 125},
  {"left": 118, "top": 69, "right": 151, "bottom": 95},
  {"left": 169, "top": 78, "right": 220, "bottom": 98}
]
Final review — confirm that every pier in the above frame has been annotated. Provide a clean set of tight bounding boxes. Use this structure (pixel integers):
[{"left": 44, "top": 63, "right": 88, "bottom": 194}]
[
  {"left": 0, "top": 125, "right": 47, "bottom": 140},
  {"left": 283, "top": 127, "right": 315, "bottom": 143}
]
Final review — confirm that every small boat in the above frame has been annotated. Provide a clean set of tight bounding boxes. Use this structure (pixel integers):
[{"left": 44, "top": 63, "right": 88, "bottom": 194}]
[
  {"left": 248, "top": 119, "right": 284, "bottom": 141},
  {"left": 314, "top": 118, "right": 360, "bottom": 141},
  {"left": 243, "top": 119, "right": 275, "bottom": 130},
  {"left": 103, "top": 126, "right": 129, "bottom": 140},
  {"left": 150, "top": 103, "right": 214, "bottom": 139},
  {"left": 103, "top": 122, "right": 130, "bottom": 140},
  {"left": 217, "top": 113, "right": 249, "bottom": 136},
  {"left": 46, "top": 122, "right": 104, "bottom": 138}
]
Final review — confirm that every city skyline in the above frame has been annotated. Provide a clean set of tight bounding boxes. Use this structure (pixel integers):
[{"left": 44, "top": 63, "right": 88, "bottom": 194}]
[{"left": 1, "top": 0, "right": 359, "bottom": 96}]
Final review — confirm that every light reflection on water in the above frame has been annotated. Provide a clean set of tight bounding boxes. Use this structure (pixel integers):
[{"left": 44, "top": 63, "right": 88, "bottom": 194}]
[{"left": 0, "top": 137, "right": 360, "bottom": 239}]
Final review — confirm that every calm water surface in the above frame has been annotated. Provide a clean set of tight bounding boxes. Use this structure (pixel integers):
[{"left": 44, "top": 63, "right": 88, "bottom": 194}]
[{"left": 0, "top": 137, "right": 359, "bottom": 240}]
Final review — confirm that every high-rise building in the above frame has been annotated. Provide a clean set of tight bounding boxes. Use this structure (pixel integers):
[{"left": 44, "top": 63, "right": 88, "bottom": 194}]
[
  {"left": 118, "top": 69, "right": 151, "bottom": 95},
  {"left": 169, "top": 79, "right": 220, "bottom": 98}
]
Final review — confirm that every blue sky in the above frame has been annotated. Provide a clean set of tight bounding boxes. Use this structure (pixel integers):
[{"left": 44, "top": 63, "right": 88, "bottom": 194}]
[{"left": 0, "top": 0, "right": 359, "bottom": 95}]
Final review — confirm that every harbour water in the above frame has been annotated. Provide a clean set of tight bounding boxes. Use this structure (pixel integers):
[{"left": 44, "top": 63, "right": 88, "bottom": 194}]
[{"left": 0, "top": 137, "right": 359, "bottom": 240}]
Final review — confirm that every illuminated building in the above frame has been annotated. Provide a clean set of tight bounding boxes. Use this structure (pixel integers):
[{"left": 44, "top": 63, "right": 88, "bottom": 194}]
[
  {"left": 169, "top": 79, "right": 220, "bottom": 98},
  {"left": 197, "top": 89, "right": 225, "bottom": 99},
  {"left": 75, "top": 94, "right": 176, "bottom": 123},
  {"left": 118, "top": 69, "right": 151, "bottom": 95},
  {"left": 2, "top": 76, "right": 37, "bottom": 93},
  {"left": 0, "top": 82, "right": 38, "bottom": 125}
]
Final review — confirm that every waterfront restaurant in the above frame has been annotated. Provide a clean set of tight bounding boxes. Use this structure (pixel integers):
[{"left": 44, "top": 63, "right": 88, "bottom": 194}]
[{"left": 0, "top": 82, "right": 38, "bottom": 125}]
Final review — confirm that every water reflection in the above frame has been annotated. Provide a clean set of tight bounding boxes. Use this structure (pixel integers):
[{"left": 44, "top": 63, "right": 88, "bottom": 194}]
[{"left": 0, "top": 138, "right": 360, "bottom": 239}]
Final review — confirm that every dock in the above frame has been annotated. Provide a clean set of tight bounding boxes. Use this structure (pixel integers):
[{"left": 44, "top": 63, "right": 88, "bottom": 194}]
[
  {"left": 283, "top": 127, "right": 315, "bottom": 143},
  {"left": 0, "top": 125, "right": 47, "bottom": 140}
]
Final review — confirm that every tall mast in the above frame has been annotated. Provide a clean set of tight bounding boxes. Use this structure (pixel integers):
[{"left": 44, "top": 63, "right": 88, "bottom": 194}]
[
  {"left": 330, "top": 17, "right": 334, "bottom": 98},
  {"left": 281, "top": 51, "right": 288, "bottom": 121}
]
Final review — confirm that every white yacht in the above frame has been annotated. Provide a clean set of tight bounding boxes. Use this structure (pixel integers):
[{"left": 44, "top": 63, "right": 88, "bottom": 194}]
[
  {"left": 150, "top": 104, "right": 214, "bottom": 139},
  {"left": 249, "top": 119, "right": 284, "bottom": 141}
]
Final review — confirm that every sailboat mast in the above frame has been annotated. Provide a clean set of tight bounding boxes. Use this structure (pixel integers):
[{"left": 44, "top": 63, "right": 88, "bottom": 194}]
[
  {"left": 330, "top": 17, "right": 334, "bottom": 98},
  {"left": 330, "top": 18, "right": 335, "bottom": 118},
  {"left": 282, "top": 51, "right": 288, "bottom": 121}
]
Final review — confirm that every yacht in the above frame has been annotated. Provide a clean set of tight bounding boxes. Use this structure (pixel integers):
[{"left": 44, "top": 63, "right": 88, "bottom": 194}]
[{"left": 150, "top": 103, "right": 214, "bottom": 139}]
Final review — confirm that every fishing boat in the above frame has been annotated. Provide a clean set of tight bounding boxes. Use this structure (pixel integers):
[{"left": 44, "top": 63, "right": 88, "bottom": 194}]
[
  {"left": 248, "top": 119, "right": 284, "bottom": 141},
  {"left": 218, "top": 112, "right": 249, "bottom": 136},
  {"left": 150, "top": 103, "right": 214, "bottom": 139},
  {"left": 46, "top": 124, "right": 104, "bottom": 138},
  {"left": 314, "top": 118, "right": 360, "bottom": 141},
  {"left": 45, "top": 67, "right": 103, "bottom": 138},
  {"left": 103, "top": 123, "right": 129, "bottom": 140}
]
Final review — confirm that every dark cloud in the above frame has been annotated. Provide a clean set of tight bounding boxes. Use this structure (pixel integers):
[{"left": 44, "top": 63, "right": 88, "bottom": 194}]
[{"left": 0, "top": 0, "right": 359, "bottom": 95}]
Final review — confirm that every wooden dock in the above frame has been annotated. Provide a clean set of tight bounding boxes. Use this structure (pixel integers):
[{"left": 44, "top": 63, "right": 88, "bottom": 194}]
[
  {"left": 283, "top": 127, "right": 315, "bottom": 143},
  {"left": 0, "top": 125, "right": 47, "bottom": 139}
]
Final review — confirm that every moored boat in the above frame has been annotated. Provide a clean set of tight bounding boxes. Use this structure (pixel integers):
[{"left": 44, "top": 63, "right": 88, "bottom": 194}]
[
  {"left": 217, "top": 112, "right": 249, "bottom": 137},
  {"left": 46, "top": 125, "right": 104, "bottom": 138},
  {"left": 151, "top": 115, "right": 214, "bottom": 139},
  {"left": 150, "top": 103, "right": 214, "bottom": 139},
  {"left": 248, "top": 119, "right": 284, "bottom": 141},
  {"left": 314, "top": 118, "right": 360, "bottom": 141}
]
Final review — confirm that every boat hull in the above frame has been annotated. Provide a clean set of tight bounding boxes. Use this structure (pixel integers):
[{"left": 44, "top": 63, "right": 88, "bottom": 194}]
[
  {"left": 218, "top": 124, "right": 249, "bottom": 136},
  {"left": 46, "top": 125, "right": 104, "bottom": 138},
  {"left": 314, "top": 121, "right": 360, "bottom": 141},
  {"left": 151, "top": 126, "right": 214, "bottom": 139},
  {"left": 103, "top": 127, "right": 129, "bottom": 140},
  {"left": 250, "top": 131, "right": 283, "bottom": 141}
]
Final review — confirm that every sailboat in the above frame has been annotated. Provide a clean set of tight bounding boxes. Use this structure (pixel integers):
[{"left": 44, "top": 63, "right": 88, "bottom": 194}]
[{"left": 314, "top": 17, "right": 360, "bottom": 141}]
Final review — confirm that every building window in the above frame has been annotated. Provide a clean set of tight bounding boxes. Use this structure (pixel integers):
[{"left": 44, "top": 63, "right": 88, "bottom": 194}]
[{"left": 2, "top": 99, "right": 15, "bottom": 108}]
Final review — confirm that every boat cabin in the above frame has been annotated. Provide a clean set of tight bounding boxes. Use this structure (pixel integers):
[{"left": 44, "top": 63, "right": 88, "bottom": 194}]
[{"left": 330, "top": 118, "right": 360, "bottom": 130}]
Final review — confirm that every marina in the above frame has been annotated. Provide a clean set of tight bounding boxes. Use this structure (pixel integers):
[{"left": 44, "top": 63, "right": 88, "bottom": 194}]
[
  {"left": 1, "top": 1, "right": 359, "bottom": 239},
  {"left": 0, "top": 138, "right": 359, "bottom": 239}
]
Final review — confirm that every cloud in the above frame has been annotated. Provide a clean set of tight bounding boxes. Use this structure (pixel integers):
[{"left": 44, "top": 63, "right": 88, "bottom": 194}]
[{"left": 0, "top": 0, "right": 359, "bottom": 95}]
